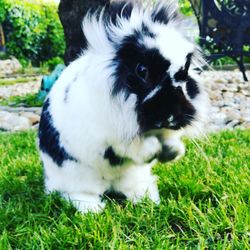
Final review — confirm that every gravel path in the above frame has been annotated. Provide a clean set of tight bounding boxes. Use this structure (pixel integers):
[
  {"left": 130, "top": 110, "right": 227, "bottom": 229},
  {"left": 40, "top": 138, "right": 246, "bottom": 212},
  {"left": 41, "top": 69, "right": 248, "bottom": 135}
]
[
  {"left": 203, "top": 70, "right": 250, "bottom": 131},
  {"left": 0, "top": 77, "right": 41, "bottom": 99},
  {"left": 0, "top": 70, "right": 249, "bottom": 132}
]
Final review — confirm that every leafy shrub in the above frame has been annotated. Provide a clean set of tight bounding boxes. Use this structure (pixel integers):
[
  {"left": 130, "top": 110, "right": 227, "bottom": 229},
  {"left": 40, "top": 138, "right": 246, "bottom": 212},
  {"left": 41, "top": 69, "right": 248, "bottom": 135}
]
[
  {"left": 43, "top": 56, "right": 64, "bottom": 71},
  {"left": 0, "top": 0, "right": 6, "bottom": 23},
  {"left": 0, "top": 0, "right": 65, "bottom": 66},
  {"left": 179, "top": 0, "right": 193, "bottom": 16},
  {"left": 0, "top": 51, "right": 8, "bottom": 59}
]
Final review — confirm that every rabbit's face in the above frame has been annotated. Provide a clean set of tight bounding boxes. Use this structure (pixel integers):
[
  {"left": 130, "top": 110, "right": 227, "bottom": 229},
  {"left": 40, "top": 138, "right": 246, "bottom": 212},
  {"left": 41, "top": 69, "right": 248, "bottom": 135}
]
[
  {"left": 113, "top": 41, "right": 195, "bottom": 132},
  {"left": 83, "top": 1, "right": 208, "bottom": 135},
  {"left": 111, "top": 21, "right": 204, "bottom": 133}
]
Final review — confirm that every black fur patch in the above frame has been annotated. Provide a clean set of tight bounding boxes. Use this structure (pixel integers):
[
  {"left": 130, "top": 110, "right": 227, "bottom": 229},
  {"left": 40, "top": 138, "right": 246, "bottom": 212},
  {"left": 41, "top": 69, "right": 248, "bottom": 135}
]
[
  {"left": 138, "top": 84, "right": 196, "bottom": 132},
  {"left": 111, "top": 28, "right": 196, "bottom": 132},
  {"left": 112, "top": 31, "right": 170, "bottom": 96},
  {"left": 102, "top": 189, "right": 127, "bottom": 203},
  {"left": 151, "top": 4, "right": 170, "bottom": 24},
  {"left": 107, "top": 5, "right": 196, "bottom": 132},
  {"left": 105, "top": 1, "right": 133, "bottom": 27},
  {"left": 186, "top": 76, "right": 200, "bottom": 99},
  {"left": 64, "top": 85, "right": 70, "bottom": 103},
  {"left": 38, "top": 98, "right": 77, "bottom": 166},
  {"left": 173, "top": 54, "right": 199, "bottom": 99},
  {"left": 158, "top": 145, "right": 179, "bottom": 162},
  {"left": 174, "top": 69, "right": 186, "bottom": 82},
  {"left": 174, "top": 53, "right": 193, "bottom": 82},
  {"left": 142, "top": 22, "right": 155, "bottom": 38},
  {"left": 104, "top": 146, "right": 124, "bottom": 166}
]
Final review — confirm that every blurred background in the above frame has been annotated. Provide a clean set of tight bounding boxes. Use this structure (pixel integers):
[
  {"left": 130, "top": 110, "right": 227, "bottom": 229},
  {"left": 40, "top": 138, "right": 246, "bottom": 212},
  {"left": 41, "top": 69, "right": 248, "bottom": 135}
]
[{"left": 0, "top": 0, "right": 249, "bottom": 131}]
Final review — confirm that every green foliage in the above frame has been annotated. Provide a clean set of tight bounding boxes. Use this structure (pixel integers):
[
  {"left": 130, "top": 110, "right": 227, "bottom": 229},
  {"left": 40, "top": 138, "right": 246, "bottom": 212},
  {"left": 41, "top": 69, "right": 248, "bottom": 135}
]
[
  {"left": 1, "top": 0, "right": 65, "bottom": 66},
  {"left": 43, "top": 56, "right": 64, "bottom": 71},
  {"left": 210, "top": 56, "right": 236, "bottom": 67},
  {"left": 0, "top": 93, "right": 43, "bottom": 107},
  {"left": 0, "top": 0, "right": 6, "bottom": 23},
  {"left": 0, "top": 130, "right": 249, "bottom": 248},
  {"left": 0, "top": 76, "right": 39, "bottom": 86},
  {"left": 16, "top": 64, "right": 49, "bottom": 75},
  {"left": 0, "top": 51, "right": 9, "bottom": 60},
  {"left": 178, "top": 0, "right": 193, "bottom": 16}
]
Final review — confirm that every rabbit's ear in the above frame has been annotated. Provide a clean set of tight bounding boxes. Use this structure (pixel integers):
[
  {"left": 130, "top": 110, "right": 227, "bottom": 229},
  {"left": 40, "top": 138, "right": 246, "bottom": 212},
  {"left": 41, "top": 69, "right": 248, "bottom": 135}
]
[
  {"left": 184, "top": 53, "right": 193, "bottom": 74},
  {"left": 82, "top": 9, "right": 113, "bottom": 54},
  {"left": 82, "top": 1, "right": 135, "bottom": 53},
  {"left": 174, "top": 53, "right": 193, "bottom": 82}
]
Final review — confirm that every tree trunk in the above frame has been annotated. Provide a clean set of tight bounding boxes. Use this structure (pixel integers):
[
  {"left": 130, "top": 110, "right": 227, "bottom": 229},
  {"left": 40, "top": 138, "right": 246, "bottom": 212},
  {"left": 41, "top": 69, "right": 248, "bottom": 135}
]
[{"left": 59, "top": 0, "right": 110, "bottom": 65}]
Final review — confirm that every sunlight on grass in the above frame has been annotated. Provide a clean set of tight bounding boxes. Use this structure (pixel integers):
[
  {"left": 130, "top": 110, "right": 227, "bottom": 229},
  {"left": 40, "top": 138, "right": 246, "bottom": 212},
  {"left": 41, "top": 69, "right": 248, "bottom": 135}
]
[
  {"left": 0, "top": 130, "right": 249, "bottom": 248},
  {"left": 0, "top": 77, "right": 39, "bottom": 87},
  {"left": 0, "top": 93, "right": 43, "bottom": 107}
]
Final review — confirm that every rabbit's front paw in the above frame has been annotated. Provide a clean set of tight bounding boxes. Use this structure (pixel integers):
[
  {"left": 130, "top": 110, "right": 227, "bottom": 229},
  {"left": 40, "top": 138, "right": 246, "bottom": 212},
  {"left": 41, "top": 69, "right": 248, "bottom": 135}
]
[
  {"left": 158, "top": 137, "right": 185, "bottom": 162},
  {"left": 140, "top": 136, "right": 162, "bottom": 162}
]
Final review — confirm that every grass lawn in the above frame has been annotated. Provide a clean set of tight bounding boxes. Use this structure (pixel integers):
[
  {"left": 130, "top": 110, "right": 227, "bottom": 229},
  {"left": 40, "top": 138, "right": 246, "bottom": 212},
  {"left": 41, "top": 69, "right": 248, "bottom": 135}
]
[
  {"left": 0, "top": 130, "right": 249, "bottom": 249},
  {"left": 0, "top": 77, "right": 40, "bottom": 87},
  {"left": 0, "top": 93, "right": 43, "bottom": 108}
]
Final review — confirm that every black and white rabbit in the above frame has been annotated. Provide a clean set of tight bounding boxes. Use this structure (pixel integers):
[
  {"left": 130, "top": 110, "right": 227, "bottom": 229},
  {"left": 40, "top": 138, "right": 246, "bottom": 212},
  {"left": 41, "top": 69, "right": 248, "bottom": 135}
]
[{"left": 39, "top": 0, "right": 209, "bottom": 213}]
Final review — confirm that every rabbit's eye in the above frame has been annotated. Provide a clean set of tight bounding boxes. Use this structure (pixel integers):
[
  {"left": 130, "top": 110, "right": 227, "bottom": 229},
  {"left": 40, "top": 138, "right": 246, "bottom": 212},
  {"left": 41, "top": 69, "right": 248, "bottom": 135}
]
[{"left": 135, "top": 64, "right": 149, "bottom": 81}]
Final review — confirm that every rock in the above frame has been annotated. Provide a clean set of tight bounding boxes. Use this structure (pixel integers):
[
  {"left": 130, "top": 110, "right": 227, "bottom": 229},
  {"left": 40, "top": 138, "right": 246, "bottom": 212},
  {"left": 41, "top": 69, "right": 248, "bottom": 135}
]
[
  {"left": 210, "top": 84, "right": 218, "bottom": 91},
  {"left": 240, "top": 98, "right": 250, "bottom": 109},
  {"left": 0, "top": 88, "right": 11, "bottom": 99},
  {"left": 20, "top": 112, "right": 40, "bottom": 125},
  {"left": 243, "top": 115, "right": 250, "bottom": 122},
  {"left": 220, "top": 107, "right": 232, "bottom": 113},
  {"left": 0, "top": 106, "right": 42, "bottom": 113},
  {"left": 210, "top": 112, "right": 227, "bottom": 126},
  {"left": 225, "top": 110, "right": 241, "bottom": 122},
  {"left": 0, "top": 111, "right": 12, "bottom": 121},
  {"left": 207, "top": 124, "right": 221, "bottom": 132},
  {"left": 240, "top": 83, "right": 250, "bottom": 89},
  {"left": 12, "top": 116, "right": 30, "bottom": 131},
  {"left": 212, "top": 100, "right": 225, "bottom": 107},
  {"left": 214, "top": 78, "right": 227, "bottom": 84},
  {"left": 233, "top": 96, "right": 242, "bottom": 104},
  {"left": 223, "top": 98, "right": 237, "bottom": 107},
  {"left": 211, "top": 106, "right": 220, "bottom": 113},
  {"left": 0, "top": 80, "right": 41, "bottom": 99},
  {"left": 242, "top": 122, "right": 250, "bottom": 129},
  {"left": 225, "top": 120, "right": 240, "bottom": 129},
  {"left": 209, "top": 92, "right": 222, "bottom": 101},
  {"left": 240, "top": 89, "right": 250, "bottom": 96},
  {"left": 227, "top": 86, "right": 238, "bottom": 92},
  {"left": 32, "top": 123, "right": 39, "bottom": 129},
  {"left": 223, "top": 92, "right": 234, "bottom": 98},
  {"left": 0, "top": 57, "right": 22, "bottom": 75},
  {"left": 218, "top": 83, "right": 227, "bottom": 90},
  {"left": 0, "top": 111, "right": 30, "bottom": 131}
]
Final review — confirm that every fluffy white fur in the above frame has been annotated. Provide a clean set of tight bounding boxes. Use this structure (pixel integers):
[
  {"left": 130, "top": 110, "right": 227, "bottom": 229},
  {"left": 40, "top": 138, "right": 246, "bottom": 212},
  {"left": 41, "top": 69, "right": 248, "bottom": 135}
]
[{"left": 39, "top": 0, "right": 209, "bottom": 213}]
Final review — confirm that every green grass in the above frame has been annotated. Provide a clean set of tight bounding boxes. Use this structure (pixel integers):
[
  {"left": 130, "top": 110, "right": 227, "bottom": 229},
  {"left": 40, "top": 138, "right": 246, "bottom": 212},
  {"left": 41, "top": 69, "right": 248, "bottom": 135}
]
[
  {"left": 0, "top": 130, "right": 249, "bottom": 249},
  {"left": 0, "top": 93, "right": 43, "bottom": 107},
  {"left": 16, "top": 65, "right": 49, "bottom": 76},
  {"left": 0, "top": 77, "right": 39, "bottom": 87}
]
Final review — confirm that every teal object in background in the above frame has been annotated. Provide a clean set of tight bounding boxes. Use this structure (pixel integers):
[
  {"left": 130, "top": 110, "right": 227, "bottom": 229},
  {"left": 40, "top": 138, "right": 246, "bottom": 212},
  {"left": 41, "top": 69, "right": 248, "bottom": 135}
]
[{"left": 38, "top": 64, "right": 66, "bottom": 101}]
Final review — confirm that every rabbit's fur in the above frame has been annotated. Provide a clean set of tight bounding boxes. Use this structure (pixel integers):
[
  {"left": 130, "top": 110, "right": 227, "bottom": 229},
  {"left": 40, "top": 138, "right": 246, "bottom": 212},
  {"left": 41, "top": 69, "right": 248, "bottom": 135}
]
[{"left": 38, "top": 0, "right": 209, "bottom": 213}]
